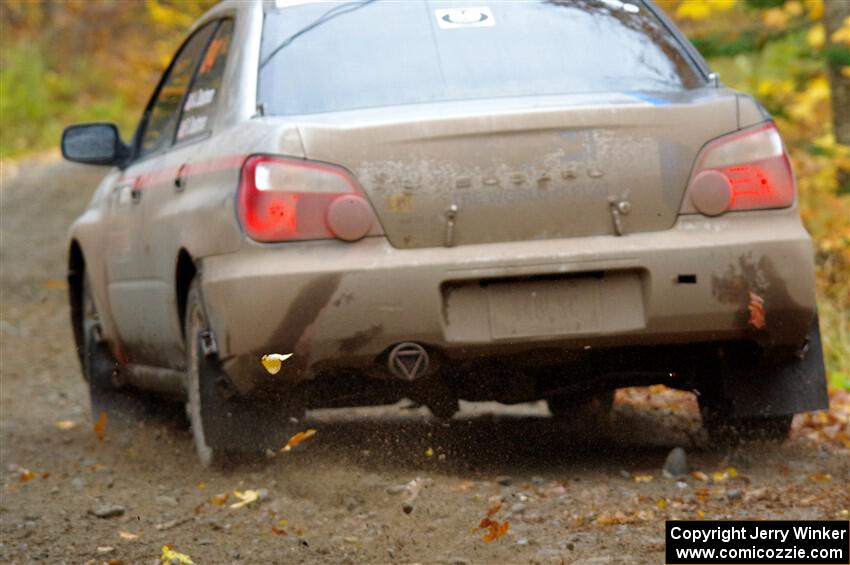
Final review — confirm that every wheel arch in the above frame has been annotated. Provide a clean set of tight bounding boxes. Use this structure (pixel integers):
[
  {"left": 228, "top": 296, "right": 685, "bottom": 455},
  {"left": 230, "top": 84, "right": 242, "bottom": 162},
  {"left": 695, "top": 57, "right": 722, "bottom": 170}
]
[
  {"left": 68, "top": 239, "right": 86, "bottom": 366},
  {"left": 176, "top": 248, "right": 198, "bottom": 341}
]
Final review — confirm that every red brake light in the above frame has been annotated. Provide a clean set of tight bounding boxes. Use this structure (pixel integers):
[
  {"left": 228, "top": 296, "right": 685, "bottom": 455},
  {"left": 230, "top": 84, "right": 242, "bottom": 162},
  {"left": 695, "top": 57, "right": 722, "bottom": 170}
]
[
  {"left": 237, "top": 155, "right": 380, "bottom": 242},
  {"left": 683, "top": 122, "right": 795, "bottom": 217}
]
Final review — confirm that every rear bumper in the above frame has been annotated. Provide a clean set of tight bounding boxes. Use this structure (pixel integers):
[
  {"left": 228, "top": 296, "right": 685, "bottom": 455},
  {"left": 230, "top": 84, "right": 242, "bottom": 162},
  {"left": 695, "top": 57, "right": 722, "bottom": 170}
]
[{"left": 201, "top": 210, "right": 817, "bottom": 391}]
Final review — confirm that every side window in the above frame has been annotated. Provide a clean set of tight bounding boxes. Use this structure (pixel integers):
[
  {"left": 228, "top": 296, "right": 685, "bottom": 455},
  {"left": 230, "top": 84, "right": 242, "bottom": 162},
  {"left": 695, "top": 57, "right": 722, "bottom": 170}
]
[
  {"left": 139, "top": 22, "right": 217, "bottom": 158},
  {"left": 177, "top": 20, "right": 234, "bottom": 143}
]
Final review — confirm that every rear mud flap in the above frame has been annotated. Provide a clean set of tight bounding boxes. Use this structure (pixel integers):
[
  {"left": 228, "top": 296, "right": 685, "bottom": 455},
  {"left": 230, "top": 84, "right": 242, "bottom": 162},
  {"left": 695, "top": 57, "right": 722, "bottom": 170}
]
[
  {"left": 197, "top": 339, "right": 290, "bottom": 451},
  {"left": 721, "top": 316, "right": 829, "bottom": 418}
]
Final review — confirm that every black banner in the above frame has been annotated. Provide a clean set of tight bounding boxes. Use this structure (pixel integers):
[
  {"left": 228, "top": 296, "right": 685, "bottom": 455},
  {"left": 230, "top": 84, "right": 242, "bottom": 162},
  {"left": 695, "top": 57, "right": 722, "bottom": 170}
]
[{"left": 666, "top": 521, "right": 850, "bottom": 564}]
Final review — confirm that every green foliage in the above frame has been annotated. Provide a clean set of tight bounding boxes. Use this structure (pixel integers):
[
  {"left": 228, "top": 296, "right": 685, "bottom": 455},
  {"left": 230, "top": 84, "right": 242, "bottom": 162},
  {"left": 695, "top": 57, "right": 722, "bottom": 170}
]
[
  {"left": 743, "top": 0, "right": 786, "bottom": 10},
  {"left": 0, "top": 44, "right": 136, "bottom": 157}
]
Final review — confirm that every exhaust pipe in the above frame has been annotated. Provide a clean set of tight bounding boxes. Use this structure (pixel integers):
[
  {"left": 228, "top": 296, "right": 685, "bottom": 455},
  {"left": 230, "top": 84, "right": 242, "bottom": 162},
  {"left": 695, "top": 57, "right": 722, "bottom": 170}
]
[{"left": 387, "top": 342, "right": 431, "bottom": 381}]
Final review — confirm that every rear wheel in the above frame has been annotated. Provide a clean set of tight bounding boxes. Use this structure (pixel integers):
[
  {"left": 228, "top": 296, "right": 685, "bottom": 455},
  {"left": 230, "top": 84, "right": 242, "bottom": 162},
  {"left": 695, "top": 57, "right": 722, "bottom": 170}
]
[
  {"left": 185, "top": 280, "right": 233, "bottom": 467},
  {"left": 81, "top": 274, "right": 126, "bottom": 417},
  {"left": 185, "top": 279, "right": 296, "bottom": 466},
  {"left": 699, "top": 396, "right": 793, "bottom": 445},
  {"left": 548, "top": 390, "right": 614, "bottom": 429}
]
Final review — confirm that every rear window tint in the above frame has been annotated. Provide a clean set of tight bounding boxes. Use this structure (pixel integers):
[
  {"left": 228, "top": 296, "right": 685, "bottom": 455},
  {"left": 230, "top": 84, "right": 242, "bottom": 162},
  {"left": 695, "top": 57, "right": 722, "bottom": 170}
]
[{"left": 259, "top": 0, "right": 703, "bottom": 116}]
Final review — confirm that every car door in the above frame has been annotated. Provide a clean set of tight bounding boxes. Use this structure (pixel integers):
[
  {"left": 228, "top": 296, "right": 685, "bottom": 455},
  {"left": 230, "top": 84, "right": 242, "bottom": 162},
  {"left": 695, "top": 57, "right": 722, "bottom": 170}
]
[
  {"left": 137, "top": 19, "right": 236, "bottom": 368},
  {"left": 105, "top": 21, "right": 218, "bottom": 366}
]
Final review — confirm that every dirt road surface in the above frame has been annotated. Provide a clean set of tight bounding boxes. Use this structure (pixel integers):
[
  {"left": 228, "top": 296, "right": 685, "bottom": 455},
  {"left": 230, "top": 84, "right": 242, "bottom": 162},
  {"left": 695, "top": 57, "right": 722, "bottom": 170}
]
[{"left": 1, "top": 156, "right": 848, "bottom": 565}]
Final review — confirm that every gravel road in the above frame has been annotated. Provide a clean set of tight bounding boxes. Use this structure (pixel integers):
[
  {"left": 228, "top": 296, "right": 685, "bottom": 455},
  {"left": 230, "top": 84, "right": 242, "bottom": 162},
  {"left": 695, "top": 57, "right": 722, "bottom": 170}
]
[{"left": 1, "top": 155, "right": 847, "bottom": 565}]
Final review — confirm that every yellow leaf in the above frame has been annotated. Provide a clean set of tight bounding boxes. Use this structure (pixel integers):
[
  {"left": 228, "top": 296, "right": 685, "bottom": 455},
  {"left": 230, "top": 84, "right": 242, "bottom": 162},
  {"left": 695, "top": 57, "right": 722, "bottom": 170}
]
[
  {"left": 712, "top": 471, "right": 728, "bottom": 482},
  {"left": 807, "top": 24, "right": 825, "bottom": 49},
  {"left": 19, "top": 468, "right": 36, "bottom": 482},
  {"left": 696, "top": 509, "right": 706, "bottom": 519},
  {"left": 278, "top": 518, "right": 289, "bottom": 527},
  {"left": 209, "top": 493, "right": 229, "bottom": 506},
  {"left": 633, "top": 474, "right": 653, "bottom": 483},
  {"left": 656, "top": 498, "right": 668, "bottom": 510},
  {"left": 784, "top": 1, "right": 803, "bottom": 16},
  {"left": 161, "top": 545, "right": 194, "bottom": 564},
  {"left": 691, "top": 471, "right": 709, "bottom": 481},
  {"left": 830, "top": 18, "right": 850, "bottom": 44},
  {"left": 425, "top": 447, "right": 434, "bottom": 457},
  {"left": 261, "top": 353, "right": 293, "bottom": 375},
  {"left": 676, "top": 1, "right": 712, "bottom": 20},
  {"left": 230, "top": 489, "right": 261, "bottom": 509},
  {"left": 804, "top": 0, "right": 823, "bottom": 21},
  {"left": 54, "top": 420, "right": 79, "bottom": 430},
  {"left": 763, "top": 8, "right": 788, "bottom": 29},
  {"left": 281, "top": 429, "right": 317, "bottom": 452},
  {"left": 725, "top": 467, "right": 738, "bottom": 478}
]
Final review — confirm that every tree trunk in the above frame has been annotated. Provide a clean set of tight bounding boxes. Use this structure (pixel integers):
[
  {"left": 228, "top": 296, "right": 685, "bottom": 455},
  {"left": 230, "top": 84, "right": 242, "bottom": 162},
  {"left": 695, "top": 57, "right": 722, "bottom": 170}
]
[{"left": 823, "top": 0, "right": 850, "bottom": 194}]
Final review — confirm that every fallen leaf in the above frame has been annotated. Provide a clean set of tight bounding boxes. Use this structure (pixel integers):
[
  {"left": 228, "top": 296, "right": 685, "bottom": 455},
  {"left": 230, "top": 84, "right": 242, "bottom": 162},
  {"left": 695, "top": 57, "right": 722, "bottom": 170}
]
[
  {"left": 271, "top": 526, "right": 288, "bottom": 536},
  {"left": 118, "top": 531, "right": 140, "bottom": 541},
  {"left": 97, "top": 546, "right": 115, "bottom": 554},
  {"left": 281, "top": 429, "right": 317, "bottom": 452},
  {"left": 230, "top": 489, "right": 260, "bottom": 509},
  {"left": 261, "top": 353, "right": 293, "bottom": 375},
  {"left": 107, "top": 560, "right": 126, "bottom": 565},
  {"left": 41, "top": 278, "right": 68, "bottom": 290},
  {"left": 482, "top": 520, "right": 509, "bottom": 542},
  {"left": 55, "top": 420, "right": 79, "bottom": 430},
  {"left": 19, "top": 469, "right": 36, "bottom": 482},
  {"left": 809, "top": 472, "right": 832, "bottom": 482},
  {"left": 452, "top": 480, "right": 475, "bottom": 492},
  {"left": 656, "top": 498, "right": 668, "bottom": 510},
  {"left": 161, "top": 545, "right": 194, "bottom": 564},
  {"left": 696, "top": 509, "right": 706, "bottom": 518},
  {"left": 633, "top": 474, "right": 653, "bottom": 483},
  {"left": 197, "top": 481, "right": 206, "bottom": 490},
  {"left": 747, "top": 291, "right": 765, "bottom": 329},
  {"left": 595, "top": 512, "right": 629, "bottom": 525},
  {"left": 209, "top": 493, "right": 229, "bottom": 506},
  {"left": 712, "top": 471, "right": 728, "bottom": 482},
  {"left": 725, "top": 467, "right": 738, "bottom": 478},
  {"left": 94, "top": 411, "right": 108, "bottom": 443},
  {"left": 278, "top": 518, "right": 289, "bottom": 527},
  {"left": 41, "top": 472, "right": 50, "bottom": 479},
  {"left": 691, "top": 471, "right": 709, "bottom": 481},
  {"left": 425, "top": 447, "right": 434, "bottom": 457},
  {"left": 486, "top": 501, "right": 502, "bottom": 517}
]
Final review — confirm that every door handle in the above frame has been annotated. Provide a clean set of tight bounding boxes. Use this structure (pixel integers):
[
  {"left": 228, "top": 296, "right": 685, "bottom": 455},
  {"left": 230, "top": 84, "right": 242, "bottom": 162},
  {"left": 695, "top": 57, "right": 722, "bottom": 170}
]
[
  {"left": 130, "top": 177, "right": 143, "bottom": 204},
  {"left": 174, "top": 164, "right": 189, "bottom": 193}
]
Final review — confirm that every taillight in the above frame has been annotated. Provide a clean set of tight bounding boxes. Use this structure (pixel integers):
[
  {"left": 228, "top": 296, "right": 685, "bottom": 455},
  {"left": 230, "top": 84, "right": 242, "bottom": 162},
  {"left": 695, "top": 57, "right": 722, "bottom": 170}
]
[
  {"left": 683, "top": 122, "right": 795, "bottom": 217},
  {"left": 237, "top": 155, "right": 380, "bottom": 242}
]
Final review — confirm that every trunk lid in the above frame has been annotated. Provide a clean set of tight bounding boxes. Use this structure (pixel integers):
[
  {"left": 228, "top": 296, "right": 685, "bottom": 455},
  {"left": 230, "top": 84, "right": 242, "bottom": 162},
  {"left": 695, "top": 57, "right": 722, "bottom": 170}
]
[{"left": 295, "top": 90, "right": 740, "bottom": 249}]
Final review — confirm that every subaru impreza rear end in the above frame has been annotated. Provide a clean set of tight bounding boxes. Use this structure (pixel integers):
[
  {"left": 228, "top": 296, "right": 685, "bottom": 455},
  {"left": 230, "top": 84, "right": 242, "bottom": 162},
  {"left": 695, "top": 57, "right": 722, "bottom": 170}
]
[{"left": 194, "top": 0, "right": 826, "bottom": 453}]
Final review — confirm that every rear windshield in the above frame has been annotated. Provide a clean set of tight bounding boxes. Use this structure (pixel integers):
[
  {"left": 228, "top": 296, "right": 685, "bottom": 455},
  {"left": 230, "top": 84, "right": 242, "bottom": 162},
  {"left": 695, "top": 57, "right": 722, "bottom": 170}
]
[{"left": 259, "top": 0, "right": 703, "bottom": 116}]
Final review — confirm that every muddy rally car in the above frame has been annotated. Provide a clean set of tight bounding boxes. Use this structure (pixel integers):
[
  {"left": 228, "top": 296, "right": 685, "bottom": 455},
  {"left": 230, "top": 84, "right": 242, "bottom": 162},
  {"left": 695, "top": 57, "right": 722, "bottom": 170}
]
[{"left": 63, "top": 0, "right": 828, "bottom": 465}]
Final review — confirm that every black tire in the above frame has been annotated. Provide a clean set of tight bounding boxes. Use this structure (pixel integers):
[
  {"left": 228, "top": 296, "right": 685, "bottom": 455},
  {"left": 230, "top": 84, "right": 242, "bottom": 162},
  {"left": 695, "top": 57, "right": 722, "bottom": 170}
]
[
  {"left": 184, "top": 279, "right": 295, "bottom": 466},
  {"left": 426, "top": 395, "right": 460, "bottom": 420},
  {"left": 548, "top": 390, "right": 614, "bottom": 427},
  {"left": 185, "top": 279, "right": 233, "bottom": 467},
  {"left": 699, "top": 400, "right": 793, "bottom": 445},
  {"left": 696, "top": 352, "right": 795, "bottom": 446},
  {"left": 81, "top": 274, "right": 125, "bottom": 417}
]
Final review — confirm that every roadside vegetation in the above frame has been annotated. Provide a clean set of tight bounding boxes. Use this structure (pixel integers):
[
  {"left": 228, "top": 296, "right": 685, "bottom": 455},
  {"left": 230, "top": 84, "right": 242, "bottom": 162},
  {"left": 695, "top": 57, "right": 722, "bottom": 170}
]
[{"left": 1, "top": 0, "right": 847, "bottom": 388}]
